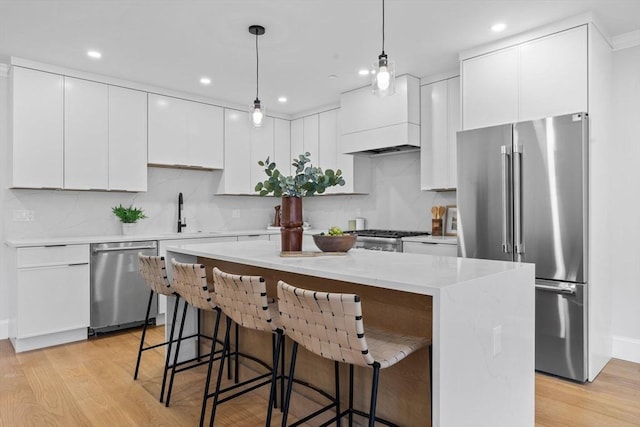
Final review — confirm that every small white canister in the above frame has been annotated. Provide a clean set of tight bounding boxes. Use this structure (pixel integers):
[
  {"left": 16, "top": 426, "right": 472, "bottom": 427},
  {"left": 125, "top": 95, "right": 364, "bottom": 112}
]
[{"left": 355, "top": 217, "right": 366, "bottom": 230}]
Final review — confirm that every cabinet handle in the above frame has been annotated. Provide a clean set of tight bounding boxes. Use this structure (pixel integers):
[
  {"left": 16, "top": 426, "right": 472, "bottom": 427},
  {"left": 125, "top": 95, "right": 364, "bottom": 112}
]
[
  {"left": 67, "top": 262, "right": 89, "bottom": 267},
  {"left": 420, "top": 242, "right": 438, "bottom": 245},
  {"left": 45, "top": 244, "right": 67, "bottom": 248}
]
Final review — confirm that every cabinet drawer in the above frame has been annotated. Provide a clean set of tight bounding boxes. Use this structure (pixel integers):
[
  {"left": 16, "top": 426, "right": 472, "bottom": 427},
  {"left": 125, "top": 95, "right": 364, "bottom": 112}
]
[
  {"left": 17, "top": 263, "right": 90, "bottom": 338},
  {"left": 403, "top": 241, "right": 457, "bottom": 257},
  {"left": 17, "top": 244, "right": 90, "bottom": 268}
]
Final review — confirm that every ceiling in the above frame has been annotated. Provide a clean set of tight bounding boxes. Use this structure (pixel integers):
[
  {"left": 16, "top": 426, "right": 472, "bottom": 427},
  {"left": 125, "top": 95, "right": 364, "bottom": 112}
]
[{"left": 1, "top": 0, "right": 639, "bottom": 117}]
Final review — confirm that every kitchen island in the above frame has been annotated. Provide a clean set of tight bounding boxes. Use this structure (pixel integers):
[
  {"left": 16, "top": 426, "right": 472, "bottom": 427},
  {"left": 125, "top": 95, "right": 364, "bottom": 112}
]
[{"left": 167, "top": 240, "right": 535, "bottom": 427}]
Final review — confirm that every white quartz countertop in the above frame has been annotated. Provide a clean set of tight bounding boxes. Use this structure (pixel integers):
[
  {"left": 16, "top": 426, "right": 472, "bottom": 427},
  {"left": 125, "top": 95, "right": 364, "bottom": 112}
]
[
  {"left": 4, "top": 229, "right": 321, "bottom": 248},
  {"left": 166, "top": 240, "right": 529, "bottom": 297},
  {"left": 402, "top": 235, "right": 458, "bottom": 244}
]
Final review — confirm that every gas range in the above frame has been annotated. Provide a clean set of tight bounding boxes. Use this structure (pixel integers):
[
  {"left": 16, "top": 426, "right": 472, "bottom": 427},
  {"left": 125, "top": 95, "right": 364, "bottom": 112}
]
[{"left": 354, "top": 229, "right": 430, "bottom": 252}]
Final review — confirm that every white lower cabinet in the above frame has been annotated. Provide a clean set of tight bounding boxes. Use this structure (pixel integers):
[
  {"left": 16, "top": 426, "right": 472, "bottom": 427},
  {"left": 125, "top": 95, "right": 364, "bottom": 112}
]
[
  {"left": 403, "top": 241, "right": 457, "bottom": 257},
  {"left": 11, "top": 244, "right": 90, "bottom": 352}
]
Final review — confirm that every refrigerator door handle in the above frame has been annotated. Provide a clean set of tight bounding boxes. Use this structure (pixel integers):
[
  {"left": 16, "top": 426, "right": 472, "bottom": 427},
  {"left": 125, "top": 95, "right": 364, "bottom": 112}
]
[
  {"left": 500, "top": 145, "right": 512, "bottom": 253},
  {"left": 513, "top": 143, "right": 524, "bottom": 255}
]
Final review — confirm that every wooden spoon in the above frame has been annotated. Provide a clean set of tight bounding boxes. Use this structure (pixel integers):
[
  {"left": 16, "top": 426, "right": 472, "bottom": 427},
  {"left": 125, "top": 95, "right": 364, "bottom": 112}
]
[
  {"left": 431, "top": 206, "right": 438, "bottom": 219},
  {"left": 438, "top": 206, "right": 446, "bottom": 219}
]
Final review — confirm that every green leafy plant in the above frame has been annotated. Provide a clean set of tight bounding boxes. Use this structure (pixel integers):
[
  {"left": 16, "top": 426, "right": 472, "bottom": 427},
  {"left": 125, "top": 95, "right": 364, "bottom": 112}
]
[
  {"left": 112, "top": 204, "right": 147, "bottom": 224},
  {"left": 255, "top": 152, "right": 345, "bottom": 197}
]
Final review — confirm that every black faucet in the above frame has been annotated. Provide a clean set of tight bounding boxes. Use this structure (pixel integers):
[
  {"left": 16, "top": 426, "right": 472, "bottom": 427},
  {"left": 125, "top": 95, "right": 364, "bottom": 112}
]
[{"left": 178, "top": 192, "right": 186, "bottom": 233}]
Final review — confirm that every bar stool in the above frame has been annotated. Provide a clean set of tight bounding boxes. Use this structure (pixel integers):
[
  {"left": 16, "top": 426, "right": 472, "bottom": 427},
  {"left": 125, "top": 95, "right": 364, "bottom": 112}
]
[
  {"left": 277, "top": 280, "right": 432, "bottom": 427},
  {"left": 203, "top": 267, "right": 284, "bottom": 427},
  {"left": 165, "top": 260, "right": 226, "bottom": 407},
  {"left": 135, "top": 254, "right": 181, "bottom": 403}
]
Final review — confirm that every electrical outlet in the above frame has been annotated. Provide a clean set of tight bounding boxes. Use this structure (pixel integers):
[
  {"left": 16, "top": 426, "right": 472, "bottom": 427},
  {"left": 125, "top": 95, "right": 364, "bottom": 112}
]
[
  {"left": 493, "top": 325, "right": 502, "bottom": 356},
  {"left": 13, "top": 210, "right": 35, "bottom": 222},
  {"left": 232, "top": 209, "right": 241, "bottom": 219}
]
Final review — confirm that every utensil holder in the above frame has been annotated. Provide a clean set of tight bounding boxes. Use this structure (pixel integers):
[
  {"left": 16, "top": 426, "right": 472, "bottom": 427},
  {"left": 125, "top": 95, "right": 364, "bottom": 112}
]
[{"left": 432, "top": 219, "right": 443, "bottom": 236}]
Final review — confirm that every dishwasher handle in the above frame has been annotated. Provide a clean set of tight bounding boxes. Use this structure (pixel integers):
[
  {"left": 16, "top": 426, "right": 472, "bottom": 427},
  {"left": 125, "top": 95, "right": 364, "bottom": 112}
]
[
  {"left": 92, "top": 245, "right": 157, "bottom": 254},
  {"left": 535, "top": 282, "right": 577, "bottom": 295}
]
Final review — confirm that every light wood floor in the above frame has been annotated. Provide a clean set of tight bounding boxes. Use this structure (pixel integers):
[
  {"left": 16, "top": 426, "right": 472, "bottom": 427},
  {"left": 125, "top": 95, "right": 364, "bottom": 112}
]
[{"left": 1, "top": 326, "right": 639, "bottom": 426}]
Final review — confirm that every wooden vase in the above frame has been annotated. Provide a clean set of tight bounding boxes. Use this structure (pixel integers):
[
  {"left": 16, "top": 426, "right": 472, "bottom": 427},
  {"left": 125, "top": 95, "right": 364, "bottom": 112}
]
[{"left": 281, "top": 196, "right": 303, "bottom": 252}]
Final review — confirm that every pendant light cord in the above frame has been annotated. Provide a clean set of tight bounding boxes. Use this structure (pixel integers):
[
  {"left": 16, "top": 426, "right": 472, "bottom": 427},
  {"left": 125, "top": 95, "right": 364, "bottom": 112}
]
[
  {"left": 255, "top": 31, "right": 260, "bottom": 100},
  {"left": 381, "top": 0, "right": 385, "bottom": 54}
]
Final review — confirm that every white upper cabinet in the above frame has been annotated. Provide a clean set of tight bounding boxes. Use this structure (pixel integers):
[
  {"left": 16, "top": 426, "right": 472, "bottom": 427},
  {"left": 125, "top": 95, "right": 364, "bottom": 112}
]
[
  {"left": 290, "top": 118, "right": 304, "bottom": 175},
  {"left": 11, "top": 67, "right": 64, "bottom": 189},
  {"left": 219, "top": 111, "right": 289, "bottom": 195},
  {"left": 461, "top": 25, "right": 588, "bottom": 130},
  {"left": 148, "top": 94, "right": 223, "bottom": 169},
  {"left": 303, "top": 114, "right": 320, "bottom": 162},
  {"left": 462, "top": 47, "right": 518, "bottom": 130},
  {"left": 518, "top": 26, "right": 587, "bottom": 121},
  {"left": 340, "top": 75, "right": 420, "bottom": 154},
  {"left": 421, "top": 76, "right": 460, "bottom": 191},
  {"left": 108, "top": 86, "right": 148, "bottom": 192},
  {"left": 64, "top": 77, "right": 109, "bottom": 190}
]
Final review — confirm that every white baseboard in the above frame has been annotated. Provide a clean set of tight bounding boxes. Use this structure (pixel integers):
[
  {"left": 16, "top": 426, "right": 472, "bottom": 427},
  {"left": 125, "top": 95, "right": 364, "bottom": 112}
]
[
  {"left": 0, "top": 319, "right": 8, "bottom": 340},
  {"left": 612, "top": 336, "right": 640, "bottom": 363}
]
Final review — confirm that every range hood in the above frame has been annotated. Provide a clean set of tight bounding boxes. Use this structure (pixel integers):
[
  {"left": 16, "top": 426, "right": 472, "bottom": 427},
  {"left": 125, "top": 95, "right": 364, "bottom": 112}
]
[{"left": 340, "top": 75, "right": 420, "bottom": 155}]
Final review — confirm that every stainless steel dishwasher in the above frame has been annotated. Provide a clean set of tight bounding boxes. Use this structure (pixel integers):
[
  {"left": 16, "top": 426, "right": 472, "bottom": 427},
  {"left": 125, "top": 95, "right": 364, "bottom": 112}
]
[{"left": 90, "top": 240, "right": 158, "bottom": 335}]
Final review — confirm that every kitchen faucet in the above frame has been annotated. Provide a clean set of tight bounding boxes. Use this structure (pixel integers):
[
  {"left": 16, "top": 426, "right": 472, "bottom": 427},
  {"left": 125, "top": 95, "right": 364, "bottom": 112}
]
[{"left": 178, "top": 192, "right": 186, "bottom": 233}]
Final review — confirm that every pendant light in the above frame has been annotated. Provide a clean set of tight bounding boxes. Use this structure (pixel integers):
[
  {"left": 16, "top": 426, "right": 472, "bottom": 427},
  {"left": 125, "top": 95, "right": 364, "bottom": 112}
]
[
  {"left": 371, "top": 0, "right": 395, "bottom": 96},
  {"left": 249, "top": 25, "right": 265, "bottom": 127}
]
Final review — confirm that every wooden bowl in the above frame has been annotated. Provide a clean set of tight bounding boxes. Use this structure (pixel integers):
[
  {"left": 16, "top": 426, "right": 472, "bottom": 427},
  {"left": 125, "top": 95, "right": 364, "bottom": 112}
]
[{"left": 312, "top": 233, "right": 357, "bottom": 252}]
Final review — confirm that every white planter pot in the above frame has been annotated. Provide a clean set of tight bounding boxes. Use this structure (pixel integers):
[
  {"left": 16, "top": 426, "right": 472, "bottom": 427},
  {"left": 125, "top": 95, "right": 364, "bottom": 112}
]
[{"left": 121, "top": 223, "right": 137, "bottom": 235}]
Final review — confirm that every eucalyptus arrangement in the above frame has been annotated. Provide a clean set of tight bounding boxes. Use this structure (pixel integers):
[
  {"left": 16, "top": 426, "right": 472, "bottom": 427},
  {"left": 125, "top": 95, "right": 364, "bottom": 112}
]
[
  {"left": 254, "top": 152, "right": 345, "bottom": 197},
  {"left": 112, "top": 204, "right": 147, "bottom": 224}
]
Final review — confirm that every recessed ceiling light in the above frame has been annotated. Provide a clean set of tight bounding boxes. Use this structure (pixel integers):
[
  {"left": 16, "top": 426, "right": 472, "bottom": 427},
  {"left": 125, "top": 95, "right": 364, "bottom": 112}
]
[
  {"left": 87, "top": 50, "right": 102, "bottom": 59},
  {"left": 328, "top": 74, "right": 338, "bottom": 80},
  {"left": 358, "top": 69, "right": 370, "bottom": 76},
  {"left": 200, "top": 77, "right": 211, "bottom": 85},
  {"left": 491, "top": 23, "right": 506, "bottom": 32},
  {"left": 278, "top": 96, "right": 287, "bottom": 103}
]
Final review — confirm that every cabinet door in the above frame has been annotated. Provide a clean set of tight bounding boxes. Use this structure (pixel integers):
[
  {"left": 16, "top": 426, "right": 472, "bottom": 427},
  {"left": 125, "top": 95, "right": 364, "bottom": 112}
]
[
  {"left": 221, "top": 109, "right": 251, "bottom": 194},
  {"left": 148, "top": 94, "right": 187, "bottom": 166},
  {"left": 462, "top": 47, "right": 518, "bottom": 130},
  {"left": 274, "top": 118, "right": 291, "bottom": 173},
  {"left": 17, "top": 263, "right": 90, "bottom": 338},
  {"left": 12, "top": 67, "right": 64, "bottom": 188},
  {"left": 185, "top": 101, "right": 224, "bottom": 169},
  {"left": 290, "top": 118, "right": 304, "bottom": 176},
  {"left": 519, "top": 26, "right": 588, "bottom": 121},
  {"left": 319, "top": 110, "right": 339, "bottom": 193},
  {"left": 64, "top": 77, "right": 109, "bottom": 190},
  {"left": 109, "top": 86, "right": 148, "bottom": 191},
  {"left": 303, "top": 114, "right": 319, "bottom": 163},
  {"left": 447, "top": 77, "right": 461, "bottom": 188},
  {"left": 251, "top": 116, "right": 275, "bottom": 194},
  {"left": 421, "top": 81, "right": 448, "bottom": 190}
]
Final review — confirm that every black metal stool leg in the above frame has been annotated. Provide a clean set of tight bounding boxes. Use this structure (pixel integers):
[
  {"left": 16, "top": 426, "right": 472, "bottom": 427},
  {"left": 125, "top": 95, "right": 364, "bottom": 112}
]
[
  {"left": 348, "top": 365, "right": 354, "bottom": 426},
  {"left": 280, "top": 338, "right": 286, "bottom": 413},
  {"left": 134, "top": 289, "right": 154, "bottom": 380},
  {"left": 165, "top": 298, "right": 189, "bottom": 407},
  {"left": 368, "top": 362, "right": 381, "bottom": 427},
  {"left": 281, "top": 341, "right": 299, "bottom": 427},
  {"left": 266, "top": 330, "right": 283, "bottom": 426},
  {"left": 234, "top": 322, "right": 239, "bottom": 383},
  {"left": 429, "top": 344, "right": 433, "bottom": 426},
  {"left": 160, "top": 294, "right": 181, "bottom": 403},
  {"left": 334, "top": 361, "right": 341, "bottom": 427},
  {"left": 210, "top": 317, "right": 233, "bottom": 427},
  {"left": 199, "top": 307, "right": 222, "bottom": 427}
]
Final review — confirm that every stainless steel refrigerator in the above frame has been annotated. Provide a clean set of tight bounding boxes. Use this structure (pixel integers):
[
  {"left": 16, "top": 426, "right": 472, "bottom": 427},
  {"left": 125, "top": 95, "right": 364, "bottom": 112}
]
[{"left": 457, "top": 112, "right": 588, "bottom": 382}]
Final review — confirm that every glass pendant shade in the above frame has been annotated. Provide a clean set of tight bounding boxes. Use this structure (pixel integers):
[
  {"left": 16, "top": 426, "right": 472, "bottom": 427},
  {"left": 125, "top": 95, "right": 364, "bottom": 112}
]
[
  {"left": 251, "top": 98, "right": 264, "bottom": 127},
  {"left": 372, "top": 53, "right": 395, "bottom": 97}
]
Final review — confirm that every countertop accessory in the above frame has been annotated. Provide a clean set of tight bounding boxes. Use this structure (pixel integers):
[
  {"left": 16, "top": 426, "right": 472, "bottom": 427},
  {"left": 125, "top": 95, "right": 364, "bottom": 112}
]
[
  {"left": 273, "top": 205, "right": 281, "bottom": 227},
  {"left": 112, "top": 204, "right": 147, "bottom": 235},
  {"left": 249, "top": 25, "right": 265, "bottom": 127},
  {"left": 178, "top": 192, "right": 186, "bottom": 233},
  {"left": 313, "top": 233, "right": 357, "bottom": 253}
]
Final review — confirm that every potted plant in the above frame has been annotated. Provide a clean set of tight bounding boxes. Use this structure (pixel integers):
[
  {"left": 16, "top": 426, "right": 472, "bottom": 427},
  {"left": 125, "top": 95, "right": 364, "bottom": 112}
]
[
  {"left": 112, "top": 204, "right": 147, "bottom": 235},
  {"left": 255, "top": 152, "right": 345, "bottom": 251}
]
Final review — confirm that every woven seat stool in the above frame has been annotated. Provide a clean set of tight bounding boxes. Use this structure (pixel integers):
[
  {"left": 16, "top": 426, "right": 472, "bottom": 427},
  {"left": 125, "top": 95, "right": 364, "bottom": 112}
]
[
  {"left": 135, "top": 254, "right": 182, "bottom": 403},
  {"left": 165, "top": 260, "right": 227, "bottom": 407},
  {"left": 277, "top": 280, "right": 432, "bottom": 427},
  {"left": 203, "top": 267, "right": 285, "bottom": 427}
]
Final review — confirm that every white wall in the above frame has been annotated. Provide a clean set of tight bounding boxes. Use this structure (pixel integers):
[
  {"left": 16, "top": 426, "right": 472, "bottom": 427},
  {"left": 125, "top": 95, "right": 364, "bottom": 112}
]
[{"left": 610, "top": 44, "right": 640, "bottom": 363}]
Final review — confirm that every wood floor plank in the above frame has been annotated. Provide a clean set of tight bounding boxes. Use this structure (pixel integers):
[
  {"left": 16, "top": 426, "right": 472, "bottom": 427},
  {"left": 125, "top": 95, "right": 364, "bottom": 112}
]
[{"left": 2, "top": 328, "right": 639, "bottom": 426}]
